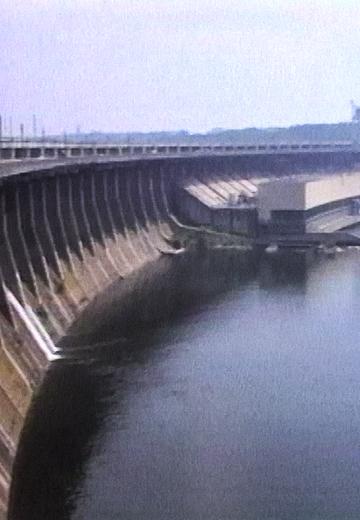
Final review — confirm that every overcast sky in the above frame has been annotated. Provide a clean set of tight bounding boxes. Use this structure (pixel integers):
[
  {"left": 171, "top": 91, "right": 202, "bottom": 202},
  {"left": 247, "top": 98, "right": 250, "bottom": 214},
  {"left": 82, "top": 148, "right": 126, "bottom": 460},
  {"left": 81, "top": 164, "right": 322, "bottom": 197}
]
[{"left": 1, "top": 0, "right": 360, "bottom": 135}]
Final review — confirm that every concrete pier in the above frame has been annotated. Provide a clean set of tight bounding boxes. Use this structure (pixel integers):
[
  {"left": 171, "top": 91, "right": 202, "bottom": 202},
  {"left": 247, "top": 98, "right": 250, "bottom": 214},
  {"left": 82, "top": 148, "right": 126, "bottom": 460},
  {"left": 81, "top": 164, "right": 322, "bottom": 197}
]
[{"left": 0, "top": 160, "right": 179, "bottom": 519}]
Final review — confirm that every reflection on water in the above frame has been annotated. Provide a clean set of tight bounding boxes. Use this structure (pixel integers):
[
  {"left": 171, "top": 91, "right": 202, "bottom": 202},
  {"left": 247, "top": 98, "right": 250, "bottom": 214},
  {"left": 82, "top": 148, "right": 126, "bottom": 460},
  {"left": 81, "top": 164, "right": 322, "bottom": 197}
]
[{"left": 10, "top": 248, "right": 360, "bottom": 520}]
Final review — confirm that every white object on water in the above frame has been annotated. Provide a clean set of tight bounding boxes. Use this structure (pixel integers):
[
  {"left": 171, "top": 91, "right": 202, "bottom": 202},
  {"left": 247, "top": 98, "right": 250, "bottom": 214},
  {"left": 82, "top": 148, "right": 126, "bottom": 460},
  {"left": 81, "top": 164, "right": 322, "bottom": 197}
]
[{"left": 265, "top": 244, "right": 279, "bottom": 254}]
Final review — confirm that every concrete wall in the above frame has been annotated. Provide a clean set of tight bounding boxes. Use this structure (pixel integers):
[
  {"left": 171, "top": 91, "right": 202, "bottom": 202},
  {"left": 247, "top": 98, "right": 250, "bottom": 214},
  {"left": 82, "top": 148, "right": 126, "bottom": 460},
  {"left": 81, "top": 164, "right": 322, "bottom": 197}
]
[
  {"left": 305, "top": 174, "right": 360, "bottom": 210},
  {"left": 210, "top": 207, "right": 258, "bottom": 235},
  {"left": 178, "top": 188, "right": 257, "bottom": 237},
  {"left": 0, "top": 162, "right": 178, "bottom": 519},
  {"left": 257, "top": 181, "right": 306, "bottom": 221},
  {"left": 258, "top": 172, "right": 360, "bottom": 221}
]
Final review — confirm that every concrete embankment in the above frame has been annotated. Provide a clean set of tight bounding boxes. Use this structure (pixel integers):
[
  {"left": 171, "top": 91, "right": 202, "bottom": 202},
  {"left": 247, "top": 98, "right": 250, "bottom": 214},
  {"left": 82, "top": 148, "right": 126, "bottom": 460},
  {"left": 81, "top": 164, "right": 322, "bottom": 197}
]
[{"left": 0, "top": 162, "right": 179, "bottom": 519}]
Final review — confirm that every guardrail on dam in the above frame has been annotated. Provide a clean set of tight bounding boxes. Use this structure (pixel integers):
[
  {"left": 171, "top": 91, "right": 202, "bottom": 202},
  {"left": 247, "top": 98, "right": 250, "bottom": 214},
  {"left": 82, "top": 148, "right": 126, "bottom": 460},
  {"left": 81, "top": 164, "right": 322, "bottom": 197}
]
[
  {"left": 0, "top": 140, "right": 355, "bottom": 163},
  {"left": 0, "top": 142, "right": 358, "bottom": 518}
]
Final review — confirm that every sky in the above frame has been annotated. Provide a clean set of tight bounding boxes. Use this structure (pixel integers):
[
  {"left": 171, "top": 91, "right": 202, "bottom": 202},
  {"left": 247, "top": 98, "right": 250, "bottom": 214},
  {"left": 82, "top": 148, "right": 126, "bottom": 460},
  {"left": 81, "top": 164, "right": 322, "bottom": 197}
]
[{"left": 1, "top": 0, "right": 360, "bottom": 135}]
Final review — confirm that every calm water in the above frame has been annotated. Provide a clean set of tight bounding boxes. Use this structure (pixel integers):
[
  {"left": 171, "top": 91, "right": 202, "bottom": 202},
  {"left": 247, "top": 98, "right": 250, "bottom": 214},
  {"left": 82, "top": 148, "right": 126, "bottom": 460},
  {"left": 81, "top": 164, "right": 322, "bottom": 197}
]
[{"left": 10, "top": 247, "right": 360, "bottom": 520}]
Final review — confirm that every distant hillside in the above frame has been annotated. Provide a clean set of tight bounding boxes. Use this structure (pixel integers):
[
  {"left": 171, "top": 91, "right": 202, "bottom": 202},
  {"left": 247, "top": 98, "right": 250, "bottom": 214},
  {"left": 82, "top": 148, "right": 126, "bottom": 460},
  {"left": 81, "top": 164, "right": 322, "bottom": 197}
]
[
  {"left": 58, "top": 122, "right": 360, "bottom": 144},
  {"left": 207, "top": 123, "right": 360, "bottom": 144}
]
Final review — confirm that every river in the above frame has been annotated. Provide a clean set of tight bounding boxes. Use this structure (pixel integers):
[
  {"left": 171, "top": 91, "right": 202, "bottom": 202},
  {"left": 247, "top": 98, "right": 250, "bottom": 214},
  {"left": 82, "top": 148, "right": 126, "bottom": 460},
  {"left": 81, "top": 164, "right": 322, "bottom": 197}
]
[{"left": 10, "top": 246, "right": 360, "bottom": 520}]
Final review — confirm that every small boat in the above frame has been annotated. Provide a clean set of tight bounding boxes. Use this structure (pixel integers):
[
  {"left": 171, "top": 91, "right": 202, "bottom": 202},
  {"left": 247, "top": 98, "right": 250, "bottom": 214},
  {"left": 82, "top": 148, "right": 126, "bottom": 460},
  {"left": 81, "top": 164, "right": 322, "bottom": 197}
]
[{"left": 265, "top": 243, "right": 279, "bottom": 254}]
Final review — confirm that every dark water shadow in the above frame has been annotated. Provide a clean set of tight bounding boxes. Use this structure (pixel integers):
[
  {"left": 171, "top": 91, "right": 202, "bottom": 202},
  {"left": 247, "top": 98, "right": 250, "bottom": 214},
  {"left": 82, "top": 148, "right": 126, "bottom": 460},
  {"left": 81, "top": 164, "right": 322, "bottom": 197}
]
[{"left": 9, "top": 247, "right": 314, "bottom": 519}]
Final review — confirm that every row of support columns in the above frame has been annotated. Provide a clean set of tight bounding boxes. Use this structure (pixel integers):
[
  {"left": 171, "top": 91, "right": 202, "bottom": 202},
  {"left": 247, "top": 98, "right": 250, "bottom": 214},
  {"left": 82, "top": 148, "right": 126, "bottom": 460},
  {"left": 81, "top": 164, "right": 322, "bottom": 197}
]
[{"left": 0, "top": 163, "right": 181, "bottom": 519}]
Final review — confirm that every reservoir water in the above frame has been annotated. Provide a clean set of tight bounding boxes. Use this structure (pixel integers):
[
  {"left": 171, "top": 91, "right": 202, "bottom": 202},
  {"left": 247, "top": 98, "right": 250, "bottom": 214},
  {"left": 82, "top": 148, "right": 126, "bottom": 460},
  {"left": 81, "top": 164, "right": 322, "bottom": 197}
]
[{"left": 10, "top": 247, "right": 360, "bottom": 520}]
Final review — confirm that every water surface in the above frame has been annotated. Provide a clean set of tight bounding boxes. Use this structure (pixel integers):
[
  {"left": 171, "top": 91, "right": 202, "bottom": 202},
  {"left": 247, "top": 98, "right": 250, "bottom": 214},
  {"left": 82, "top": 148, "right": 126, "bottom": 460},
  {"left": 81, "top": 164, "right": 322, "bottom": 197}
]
[{"left": 11, "top": 248, "right": 360, "bottom": 520}]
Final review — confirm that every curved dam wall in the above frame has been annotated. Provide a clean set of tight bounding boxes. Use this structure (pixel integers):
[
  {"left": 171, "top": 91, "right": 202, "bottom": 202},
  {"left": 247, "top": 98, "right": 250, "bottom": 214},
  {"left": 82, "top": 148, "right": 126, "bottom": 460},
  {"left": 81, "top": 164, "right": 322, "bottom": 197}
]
[
  {"left": 0, "top": 159, "right": 182, "bottom": 519},
  {"left": 0, "top": 149, "right": 356, "bottom": 518}
]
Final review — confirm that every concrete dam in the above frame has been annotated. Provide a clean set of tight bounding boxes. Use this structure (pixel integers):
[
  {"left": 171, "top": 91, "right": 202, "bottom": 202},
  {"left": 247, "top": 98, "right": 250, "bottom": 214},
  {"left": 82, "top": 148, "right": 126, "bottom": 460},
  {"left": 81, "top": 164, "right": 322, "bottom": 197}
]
[{"left": 0, "top": 142, "right": 360, "bottom": 518}]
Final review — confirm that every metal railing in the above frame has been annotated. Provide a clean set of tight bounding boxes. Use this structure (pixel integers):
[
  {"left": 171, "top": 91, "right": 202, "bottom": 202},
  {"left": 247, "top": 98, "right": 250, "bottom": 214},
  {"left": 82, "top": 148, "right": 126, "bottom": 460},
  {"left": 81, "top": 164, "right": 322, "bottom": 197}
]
[{"left": 0, "top": 140, "right": 355, "bottom": 162}]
